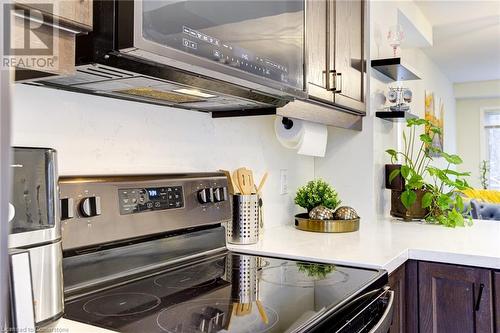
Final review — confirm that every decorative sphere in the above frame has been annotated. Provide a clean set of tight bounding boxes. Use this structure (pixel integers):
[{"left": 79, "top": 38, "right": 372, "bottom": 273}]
[
  {"left": 333, "top": 206, "right": 359, "bottom": 220},
  {"left": 309, "top": 205, "right": 334, "bottom": 220}
]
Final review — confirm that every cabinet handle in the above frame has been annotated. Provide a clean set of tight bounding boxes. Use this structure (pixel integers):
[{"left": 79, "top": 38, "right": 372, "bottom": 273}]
[
  {"left": 475, "top": 283, "right": 485, "bottom": 311},
  {"left": 335, "top": 72, "right": 343, "bottom": 93},
  {"left": 327, "top": 70, "right": 336, "bottom": 92}
]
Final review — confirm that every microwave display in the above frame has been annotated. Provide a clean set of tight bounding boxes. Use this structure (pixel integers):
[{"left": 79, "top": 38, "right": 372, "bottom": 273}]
[{"left": 142, "top": 0, "right": 304, "bottom": 90}]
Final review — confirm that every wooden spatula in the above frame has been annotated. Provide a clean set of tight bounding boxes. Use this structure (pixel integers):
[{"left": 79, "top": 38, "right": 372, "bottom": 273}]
[{"left": 236, "top": 168, "right": 254, "bottom": 195}]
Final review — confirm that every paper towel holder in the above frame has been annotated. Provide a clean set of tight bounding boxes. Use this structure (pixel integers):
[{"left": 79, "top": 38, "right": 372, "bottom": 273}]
[{"left": 281, "top": 117, "right": 294, "bottom": 130}]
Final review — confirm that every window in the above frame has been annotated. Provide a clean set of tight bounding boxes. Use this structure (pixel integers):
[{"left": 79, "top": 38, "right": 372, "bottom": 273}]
[{"left": 484, "top": 110, "right": 500, "bottom": 189}]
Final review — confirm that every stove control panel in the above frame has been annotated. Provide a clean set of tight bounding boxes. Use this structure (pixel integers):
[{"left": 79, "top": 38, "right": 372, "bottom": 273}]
[
  {"left": 59, "top": 173, "right": 231, "bottom": 251},
  {"left": 118, "top": 186, "right": 184, "bottom": 215}
]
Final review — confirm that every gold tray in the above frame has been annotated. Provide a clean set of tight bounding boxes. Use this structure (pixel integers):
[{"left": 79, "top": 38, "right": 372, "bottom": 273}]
[{"left": 294, "top": 213, "right": 360, "bottom": 233}]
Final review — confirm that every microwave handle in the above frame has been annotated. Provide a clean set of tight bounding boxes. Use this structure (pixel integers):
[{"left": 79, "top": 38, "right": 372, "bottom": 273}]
[
  {"left": 368, "top": 290, "right": 395, "bottom": 333},
  {"left": 9, "top": 250, "right": 36, "bottom": 331}
]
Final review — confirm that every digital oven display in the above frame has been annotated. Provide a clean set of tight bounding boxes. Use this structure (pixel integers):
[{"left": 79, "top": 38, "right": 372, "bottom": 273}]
[{"left": 147, "top": 188, "right": 160, "bottom": 198}]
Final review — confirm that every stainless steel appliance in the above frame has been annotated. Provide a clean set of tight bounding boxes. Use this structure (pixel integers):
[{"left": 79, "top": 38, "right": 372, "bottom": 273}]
[
  {"left": 8, "top": 147, "right": 64, "bottom": 327},
  {"left": 60, "top": 173, "right": 394, "bottom": 332},
  {"left": 36, "top": 0, "right": 306, "bottom": 114}
]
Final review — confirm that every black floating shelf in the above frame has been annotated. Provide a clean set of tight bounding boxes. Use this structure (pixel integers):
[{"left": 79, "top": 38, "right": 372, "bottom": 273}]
[
  {"left": 371, "top": 58, "right": 421, "bottom": 81},
  {"left": 376, "top": 111, "right": 418, "bottom": 122}
]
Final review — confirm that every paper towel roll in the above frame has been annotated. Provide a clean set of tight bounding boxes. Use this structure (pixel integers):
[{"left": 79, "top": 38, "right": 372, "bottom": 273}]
[
  {"left": 297, "top": 121, "right": 328, "bottom": 157},
  {"left": 274, "top": 116, "right": 328, "bottom": 157},
  {"left": 274, "top": 116, "right": 303, "bottom": 149}
]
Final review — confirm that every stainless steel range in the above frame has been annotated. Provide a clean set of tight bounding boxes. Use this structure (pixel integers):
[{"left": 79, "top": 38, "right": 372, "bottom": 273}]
[{"left": 60, "top": 173, "right": 394, "bottom": 333}]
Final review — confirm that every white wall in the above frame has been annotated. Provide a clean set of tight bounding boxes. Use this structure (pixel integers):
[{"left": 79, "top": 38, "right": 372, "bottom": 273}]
[
  {"left": 456, "top": 97, "right": 500, "bottom": 188},
  {"left": 455, "top": 80, "right": 500, "bottom": 99},
  {"left": 11, "top": 84, "right": 314, "bottom": 228}
]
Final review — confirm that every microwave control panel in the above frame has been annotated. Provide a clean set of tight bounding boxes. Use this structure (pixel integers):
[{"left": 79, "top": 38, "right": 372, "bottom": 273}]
[{"left": 118, "top": 186, "right": 184, "bottom": 215}]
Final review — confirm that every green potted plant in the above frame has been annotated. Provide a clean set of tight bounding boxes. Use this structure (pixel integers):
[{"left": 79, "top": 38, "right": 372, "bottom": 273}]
[
  {"left": 294, "top": 179, "right": 341, "bottom": 213},
  {"left": 293, "top": 179, "right": 362, "bottom": 233},
  {"left": 386, "top": 118, "right": 472, "bottom": 226}
]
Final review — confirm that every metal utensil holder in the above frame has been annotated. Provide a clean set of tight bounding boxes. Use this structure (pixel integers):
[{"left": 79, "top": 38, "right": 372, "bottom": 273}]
[{"left": 227, "top": 194, "right": 259, "bottom": 245}]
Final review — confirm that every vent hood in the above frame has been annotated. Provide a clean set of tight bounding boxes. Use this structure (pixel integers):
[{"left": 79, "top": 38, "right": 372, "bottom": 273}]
[{"left": 38, "top": 61, "right": 287, "bottom": 113}]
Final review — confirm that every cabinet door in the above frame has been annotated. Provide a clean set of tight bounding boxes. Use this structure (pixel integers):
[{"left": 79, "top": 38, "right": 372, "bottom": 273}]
[
  {"left": 419, "top": 261, "right": 494, "bottom": 333},
  {"left": 494, "top": 271, "right": 500, "bottom": 332},
  {"left": 388, "top": 264, "right": 406, "bottom": 333},
  {"left": 332, "top": 0, "right": 365, "bottom": 113},
  {"left": 11, "top": 16, "right": 76, "bottom": 79},
  {"left": 305, "top": 0, "right": 334, "bottom": 103},
  {"left": 15, "top": 0, "right": 93, "bottom": 31}
]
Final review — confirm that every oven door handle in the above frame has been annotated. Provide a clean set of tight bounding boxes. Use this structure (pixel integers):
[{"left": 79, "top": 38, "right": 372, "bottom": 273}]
[{"left": 368, "top": 290, "right": 395, "bottom": 333}]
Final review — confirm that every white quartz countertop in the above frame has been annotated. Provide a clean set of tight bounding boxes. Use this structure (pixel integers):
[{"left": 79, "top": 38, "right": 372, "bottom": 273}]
[
  {"left": 227, "top": 218, "right": 500, "bottom": 273},
  {"left": 54, "top": 218, "right": 500, "bottom": 332}
]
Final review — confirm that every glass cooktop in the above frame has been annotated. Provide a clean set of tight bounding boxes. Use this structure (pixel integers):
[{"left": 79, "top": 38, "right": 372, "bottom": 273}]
[{"left": 64, "top": 253, "right": 382, "bottom": 333}]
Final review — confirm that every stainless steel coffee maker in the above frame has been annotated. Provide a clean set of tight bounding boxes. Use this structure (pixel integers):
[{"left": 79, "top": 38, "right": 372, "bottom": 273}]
[{"left": 8, "top": 147, "right": 63, "bottom": 328}]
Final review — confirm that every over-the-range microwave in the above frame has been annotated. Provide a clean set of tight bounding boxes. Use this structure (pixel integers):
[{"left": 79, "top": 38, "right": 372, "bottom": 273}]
[{"left": 38, "top": 0, "right": 307, "bottom": 114}]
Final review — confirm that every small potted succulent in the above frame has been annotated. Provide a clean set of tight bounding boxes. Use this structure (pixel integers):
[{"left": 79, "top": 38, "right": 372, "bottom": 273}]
[
  {"left": 294, "top": 179, "right": 359, "bottom": 233},
  {"left": 295, "top": 179, "right": 341, "bottom": 213}
]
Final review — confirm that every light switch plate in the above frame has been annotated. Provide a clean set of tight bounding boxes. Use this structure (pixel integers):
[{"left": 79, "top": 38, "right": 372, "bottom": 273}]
[{"left": 280, "top": 169, "right": 288, "bottom": 195}]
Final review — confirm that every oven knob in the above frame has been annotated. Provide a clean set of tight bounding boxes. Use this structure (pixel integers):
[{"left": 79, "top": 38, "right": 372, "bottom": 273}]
[
  {"left": 79, "top": 196, "right": 101, "bottom": 217},
  {"left": 60, "top": 197, "right": 74, "bottom": 220},
  {"left": 213, "top": 187, "right": 228, "bottom": 202},
  {"left": 197, "top": 188, "right": 213, "bottom": 204}
]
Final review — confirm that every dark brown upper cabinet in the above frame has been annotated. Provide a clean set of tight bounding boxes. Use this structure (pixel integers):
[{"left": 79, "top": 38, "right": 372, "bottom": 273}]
[
  {"left": 418, "top": 261, "right": 494, "bottom": 333},
  {"left": 305, "top": 0, "right": 366, "bottom": 113}
]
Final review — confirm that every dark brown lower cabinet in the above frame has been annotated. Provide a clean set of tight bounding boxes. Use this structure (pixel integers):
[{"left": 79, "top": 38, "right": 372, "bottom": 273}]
[
  {"left": 494, "top": 271, "right": 500, "bottom": 332},
  {"left": 388, "top": 264, "right": 406, "bottom": 333},
  {"left": 418, "top": 261, "right": 494, "bottom": 333},
  {"left": 389, "top": 261, "right": 497, "bottom": 333}
]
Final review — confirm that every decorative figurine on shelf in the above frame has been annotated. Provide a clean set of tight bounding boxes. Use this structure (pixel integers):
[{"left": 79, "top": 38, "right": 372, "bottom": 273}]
[
  {"left": 383, "top": 87, "right": 412, "bottom": 112},
  {"left": 387, "top": 25, "right": 405, "bottom": 57}
]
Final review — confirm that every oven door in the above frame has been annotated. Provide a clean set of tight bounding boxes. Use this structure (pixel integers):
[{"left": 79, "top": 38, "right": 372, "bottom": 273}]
[
  {"left": 308, "top": 287, "right": 395, "bottom": 333},
  {"left": 125, "top": 0, "right": 306, "bottom": 99}
]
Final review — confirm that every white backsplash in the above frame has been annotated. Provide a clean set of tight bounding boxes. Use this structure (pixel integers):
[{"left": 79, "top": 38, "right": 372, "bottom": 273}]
[{"left": 11, "top": 84, "right": 314, "bottom": 228}]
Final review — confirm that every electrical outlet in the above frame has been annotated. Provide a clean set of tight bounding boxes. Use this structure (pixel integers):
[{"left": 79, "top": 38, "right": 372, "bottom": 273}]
[{"left": 280, "top": 169, "right": 288, "bottom": 195}]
